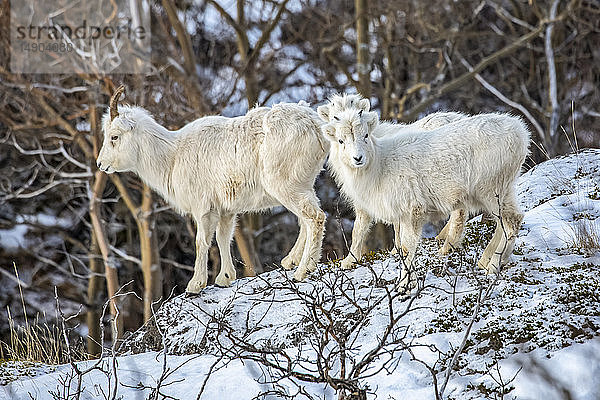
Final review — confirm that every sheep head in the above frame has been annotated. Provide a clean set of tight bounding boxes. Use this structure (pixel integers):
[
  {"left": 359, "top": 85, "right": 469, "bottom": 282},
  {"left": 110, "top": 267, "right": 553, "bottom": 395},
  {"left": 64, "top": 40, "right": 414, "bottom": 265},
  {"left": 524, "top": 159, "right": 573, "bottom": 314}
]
[
  {"left": 322, "top": 108, "right": 378, "bottom": 169},
  {"left": 97, "top": 85, "right": 138, "bottom": 174},
  {"left": 317, "top": 93, "right": 370, "bottom": 123}
]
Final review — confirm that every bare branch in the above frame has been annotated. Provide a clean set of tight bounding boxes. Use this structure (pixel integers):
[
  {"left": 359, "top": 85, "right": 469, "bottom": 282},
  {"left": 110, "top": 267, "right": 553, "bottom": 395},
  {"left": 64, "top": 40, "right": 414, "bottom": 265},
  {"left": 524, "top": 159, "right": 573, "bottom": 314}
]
[{"left": 458, "top": 54, "right": 545, "bottom": 139}]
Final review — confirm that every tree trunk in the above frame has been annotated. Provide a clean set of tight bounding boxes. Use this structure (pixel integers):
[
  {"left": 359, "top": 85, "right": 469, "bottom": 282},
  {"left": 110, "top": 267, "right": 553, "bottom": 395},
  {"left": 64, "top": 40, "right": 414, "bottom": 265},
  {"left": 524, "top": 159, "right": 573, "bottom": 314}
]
[
  {"left": 355, "top": 0, "right": 370, "bottom": 97},
  {"left": 89, "top": 84, "right": 123, "bottom": 339},
  {"left": 234, "top": 0, "right": 263, "bottom": 275},
  {"left": 382, "top": 11, "right": 398, "bottom": 119},
  {"left": 138, "top": 184, "right": 163, "bottom": 322},
  {"left": 544, "top": 0, "right": 561, "bottom": 156},
  {"left": 86, "top": 233, "right": 102, "bottom": 358},
  {"left": 161, "top": 0, "right": 209, "bottom": 112},
  {"left": 234, "top": 223, "right": 260, "bottom": 277},
  {"left": 87, "top": 82, "right": 103, "bottom": 357},
  {"left": 89, "top": 171, "right": 124, "bottom": 341}
]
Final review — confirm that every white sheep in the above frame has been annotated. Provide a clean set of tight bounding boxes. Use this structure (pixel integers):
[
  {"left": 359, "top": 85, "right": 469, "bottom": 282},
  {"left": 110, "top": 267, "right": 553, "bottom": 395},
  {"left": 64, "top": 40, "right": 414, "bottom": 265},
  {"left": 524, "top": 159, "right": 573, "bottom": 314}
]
[
  {"left": 320, "top": 105, "right": 529, "bottom": 287},
  {"left": 317, "top": 94, "right": 469, "bottom": 256},
  {"left": 97, "top": 86, "right": 328, "bottom": 294}
]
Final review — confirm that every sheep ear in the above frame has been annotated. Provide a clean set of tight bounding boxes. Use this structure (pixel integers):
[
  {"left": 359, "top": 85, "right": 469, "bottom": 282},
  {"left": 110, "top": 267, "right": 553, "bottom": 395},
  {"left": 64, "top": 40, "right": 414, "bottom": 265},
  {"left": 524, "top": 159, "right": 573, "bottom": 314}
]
[
  {"left": 317, "top": 105, "right": 330, "bottom": 122},
  {"left": 321, "top": 123, "right": 337, "bottom": 141},
  {"left": 364, "top": 111, "right": 378, "bottom": 132},
  {"left": 358, "top": 98, "right": 370, "bottom": 112}
]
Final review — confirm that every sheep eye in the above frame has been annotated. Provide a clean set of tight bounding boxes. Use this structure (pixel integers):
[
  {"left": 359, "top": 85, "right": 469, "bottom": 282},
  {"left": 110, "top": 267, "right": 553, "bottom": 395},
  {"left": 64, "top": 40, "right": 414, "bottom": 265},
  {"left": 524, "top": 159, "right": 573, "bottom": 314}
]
[
  {"left": 333, "top": 116, "right": 339, "bottom": 121},
  {"left": 365, "top": 134, "right": 369, "bottom": 139},
  {"left": 338, "top": 139, "right": 344, "bottom": 144},
  {"left": 111, "top": 135, "right": 118, "bottom": 141}
]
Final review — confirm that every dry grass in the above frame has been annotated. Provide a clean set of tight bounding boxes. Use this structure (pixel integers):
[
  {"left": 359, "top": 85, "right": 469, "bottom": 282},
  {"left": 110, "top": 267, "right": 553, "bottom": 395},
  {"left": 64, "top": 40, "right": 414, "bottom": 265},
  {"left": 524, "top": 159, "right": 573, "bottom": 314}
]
[
  {"left": 0, "top": 264, "right": 86, "bottom": 364},
  {"left": 536, "top": 107, "right": 600, "bottom": 255},
  {"left": 1, "top": 311, "right": 71, "bottom": 364},
  {"left": 570, "top": 219, "right": 600, "bottom": 255}
]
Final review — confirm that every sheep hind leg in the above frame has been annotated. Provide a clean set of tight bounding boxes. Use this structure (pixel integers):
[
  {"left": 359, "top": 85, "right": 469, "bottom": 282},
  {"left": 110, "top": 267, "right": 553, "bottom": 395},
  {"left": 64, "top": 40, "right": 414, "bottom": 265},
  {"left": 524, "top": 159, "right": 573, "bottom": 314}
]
[
  {"left": 281, "top": 221, "right": 306, "bottom": 270},
  {"left": 478, "top": 195, "right": 523, "bottom": 274},
  {"left": 477, "top": 220, "right": 502, "bottom": 272},
  {"left": 438, "top": 209, "right": 466, "bottom": 256},
  {"left": 391, "top": 221, "right": 402, "bottom": 255},
  {"left": 214, "top": 213, "right": 237, "bottom": 288},
  {"left": 485, "top": 208, "right": 523, "bottom": 274},
  {"left": 293, "top": 195, "right": 325, "bottom": 282},
  {"left": 186, "top": 212, "right": 218, "bottom": 295},
  {"left": 273, "top": 190, "right": 325, "bottom": 282}
]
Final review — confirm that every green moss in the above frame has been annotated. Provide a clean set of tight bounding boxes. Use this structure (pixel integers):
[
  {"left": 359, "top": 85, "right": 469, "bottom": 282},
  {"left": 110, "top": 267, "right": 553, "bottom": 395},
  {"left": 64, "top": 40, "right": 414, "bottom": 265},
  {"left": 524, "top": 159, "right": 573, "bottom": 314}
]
[
  {"left": 555, "top": 278, "right": 600, "bottom": 316},
  {"left": 462, "top": 219, "right": 496, "bottom": 249},
  {"left": 474, "top": 312, "right": 545, "bottom": 354},
  {"left": 545, "top": 261, "right": 595, "bottom": 275},
  {"left": 456, "top": 293, "right": 478, "bottom": 316},
  {"left": 0, "top": 361, "right": 56, "bottom": 385},
  {"left": 512, "top": 243, "right": 526, "bottom": 255},
  {"left": 360, "top": 250, "right": 389, "bottom": 264},
  {"left": 510, "top": 270, "right": 543, "bottom": 285},
  {"left": 466, "top": 382, "right": 514, "bottom": 397},
  {"left": 425, "top": 308, "right": 461, "bottom": 334}
]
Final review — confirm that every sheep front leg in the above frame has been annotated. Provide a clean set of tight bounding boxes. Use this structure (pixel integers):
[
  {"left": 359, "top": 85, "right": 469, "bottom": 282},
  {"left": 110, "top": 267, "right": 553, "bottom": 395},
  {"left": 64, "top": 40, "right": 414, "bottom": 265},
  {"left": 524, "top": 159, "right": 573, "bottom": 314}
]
[
  {"left": 477, "top": 220, "right": 502, "bottom": 272},
  {"left": 214, "top": 213, "right": 237, "bottom": 287},
  {"left": 435, "top": 220, "right": 450, "bottom": 243},
  {"left": 340, "top": 208, "right": 372, "bottom": 270},
  {"left": 392, "top": 221, "right": 410, "bottom": 256},
  {"left": 391, "top": 222, "right": 401, "bottom": 255},
  {"left": 396, "top": 212, "right": 425, "bottom": 293},
  {"left": 186, "top": 213, "right": 217, "bottom": 295}
]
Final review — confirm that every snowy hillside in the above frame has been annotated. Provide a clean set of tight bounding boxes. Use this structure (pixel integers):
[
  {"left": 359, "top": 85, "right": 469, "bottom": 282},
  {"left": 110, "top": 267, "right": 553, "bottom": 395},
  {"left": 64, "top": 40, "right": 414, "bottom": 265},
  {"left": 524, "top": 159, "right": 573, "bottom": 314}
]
[{"left": 3, "top": 149, "right": 600, "bottom": 399}]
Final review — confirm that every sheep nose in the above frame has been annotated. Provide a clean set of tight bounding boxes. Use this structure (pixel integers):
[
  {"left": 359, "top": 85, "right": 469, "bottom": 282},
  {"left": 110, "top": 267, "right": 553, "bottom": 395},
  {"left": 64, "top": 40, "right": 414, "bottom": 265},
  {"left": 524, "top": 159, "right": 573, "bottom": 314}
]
[
  {"left": 97, "top": 161, "right": 102, "bottom": 169},
  {"left": 354, "top": 155, "right": 363, "bottom": 163}
]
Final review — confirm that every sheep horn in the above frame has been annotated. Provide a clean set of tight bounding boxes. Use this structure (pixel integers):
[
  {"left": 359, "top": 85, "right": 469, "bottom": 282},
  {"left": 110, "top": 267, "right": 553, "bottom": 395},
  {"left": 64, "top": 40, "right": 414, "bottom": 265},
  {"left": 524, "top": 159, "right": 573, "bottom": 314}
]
[{"left": 110, "top": 85, "right": 125, "bottom": 121}]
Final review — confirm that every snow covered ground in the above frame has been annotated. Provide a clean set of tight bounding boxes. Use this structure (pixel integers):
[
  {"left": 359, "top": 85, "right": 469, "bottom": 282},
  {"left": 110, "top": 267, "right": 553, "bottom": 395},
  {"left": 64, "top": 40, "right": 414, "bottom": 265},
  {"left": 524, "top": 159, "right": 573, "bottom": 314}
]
[{"left": 3, "top": 149, "right": 599, "bottom": 399}]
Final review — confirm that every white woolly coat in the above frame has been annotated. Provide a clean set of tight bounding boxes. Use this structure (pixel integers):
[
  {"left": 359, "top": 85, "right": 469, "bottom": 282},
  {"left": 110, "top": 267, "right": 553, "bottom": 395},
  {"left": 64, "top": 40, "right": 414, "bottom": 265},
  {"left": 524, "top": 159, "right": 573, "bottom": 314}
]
[
  {"left": 327, "top": 113, "right": 530, "bottom": 224},
  {"left": 100, "top": 104, "right": 328, "bottom": 217}
]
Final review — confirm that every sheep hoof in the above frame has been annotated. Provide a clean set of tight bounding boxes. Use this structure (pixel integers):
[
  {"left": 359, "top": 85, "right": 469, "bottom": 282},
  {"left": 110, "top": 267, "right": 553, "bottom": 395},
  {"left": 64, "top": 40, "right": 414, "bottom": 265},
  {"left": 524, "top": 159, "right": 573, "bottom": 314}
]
[
  {"left": 340, "top": 257, "right": 356, "bottom": 270},
  {"left": 477, "top": 257, "right": 499, "bottom": 274},
  {"left": 485, "top": 256, "right": 501, "bottom": 274},
  {"left": 185, "top": 280, "right": 207, "bottom": 295},
  {"left": 214, "top": 273, "right": 234, "bottom": 288},
  {"left": 281, "top": 255, "right": 297, "bottom": 270},
  {"left": 293, "top": 268, "right": 308, "bottom": 282},
  {"left": 438, "top": 245, "right": 451, "bottom": 257},
  {"left": 396, "top": 274, "right": 416, "bottom": 295},
  {"left": 476, "top": 259, "right": 489, "bottom": 271},
  {"left": 485, "top": 265, "right": 499, "bottom": 275}
]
